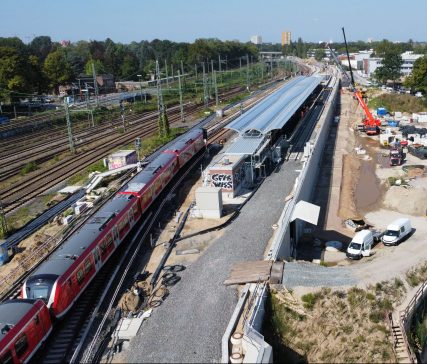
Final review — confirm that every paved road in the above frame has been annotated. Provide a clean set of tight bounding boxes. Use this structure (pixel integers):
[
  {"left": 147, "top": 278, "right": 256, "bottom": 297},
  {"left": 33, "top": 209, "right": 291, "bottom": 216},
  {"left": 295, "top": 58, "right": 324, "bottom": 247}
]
[{"left": 126, "top": 160, "right": 302, "bottom": 363}]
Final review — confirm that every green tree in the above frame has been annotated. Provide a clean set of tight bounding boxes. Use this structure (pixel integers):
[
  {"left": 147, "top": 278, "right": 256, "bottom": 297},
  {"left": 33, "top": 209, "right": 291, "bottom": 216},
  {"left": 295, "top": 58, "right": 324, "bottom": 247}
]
[
  {"left": 374, "top": 53, "right": 403, "bottom": 85},
  {"left": 43, "top": 48, "right": 73, "bottom": 93},
  {"left": 405, "top": 55, "right": 427, "bottom": 93},
  {"left": 314, "top": 49, "right": 325, "bottom": 61},
  {"left": 84, "top": 59, "right": 105, "bottom": 75},
  {"left": 0, "top": 46, "right": 30, "bottom": 101},
  {"left": 29, "top": 36, "right": 53, "bottom": 61}
]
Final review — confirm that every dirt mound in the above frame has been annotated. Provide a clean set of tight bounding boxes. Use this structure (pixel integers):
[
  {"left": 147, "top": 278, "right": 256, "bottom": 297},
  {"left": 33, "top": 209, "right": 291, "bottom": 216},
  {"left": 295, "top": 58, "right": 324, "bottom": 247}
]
[
  {"left": 384, "top": 186, "right": 427, "bottom": 215},
  {"left": 338, "top": 155, "right": 361, "bottom": 220}
]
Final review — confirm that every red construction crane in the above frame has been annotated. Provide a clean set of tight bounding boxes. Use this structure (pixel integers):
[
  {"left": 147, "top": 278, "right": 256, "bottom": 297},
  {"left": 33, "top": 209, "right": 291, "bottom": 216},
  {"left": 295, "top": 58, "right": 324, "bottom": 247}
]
[{"left": 326, "top": 28, "right": 381, "bottom": 135}]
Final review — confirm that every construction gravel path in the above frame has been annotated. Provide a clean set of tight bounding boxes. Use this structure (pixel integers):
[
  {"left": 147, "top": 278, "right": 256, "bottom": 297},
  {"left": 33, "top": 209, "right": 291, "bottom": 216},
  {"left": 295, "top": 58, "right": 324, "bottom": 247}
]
[
  {"left": 126, "top": 160, "right": 301, "bottom": 363},
  {"left": 283, "top": 261, "right": 357, "bottom": 288}
]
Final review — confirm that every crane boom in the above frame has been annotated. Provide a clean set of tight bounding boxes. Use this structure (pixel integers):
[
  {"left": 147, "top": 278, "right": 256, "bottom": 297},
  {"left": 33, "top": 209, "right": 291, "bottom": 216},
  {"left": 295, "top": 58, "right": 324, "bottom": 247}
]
[{"left": 325, "top": 28, "right": 381, "bottom": 135}]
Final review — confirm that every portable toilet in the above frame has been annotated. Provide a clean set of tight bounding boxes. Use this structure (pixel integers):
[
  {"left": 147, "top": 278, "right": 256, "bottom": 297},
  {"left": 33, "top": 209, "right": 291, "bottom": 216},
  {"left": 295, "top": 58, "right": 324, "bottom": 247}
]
[{"left": 0, "top": 242, "right": 8, "bottom": 266}]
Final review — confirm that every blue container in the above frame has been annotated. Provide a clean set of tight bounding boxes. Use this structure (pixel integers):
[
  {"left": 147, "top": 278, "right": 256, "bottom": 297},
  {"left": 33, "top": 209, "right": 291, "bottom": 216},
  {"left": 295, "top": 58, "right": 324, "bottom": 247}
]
[
  {"left": 377, "top": 107, "right": 388, "bottom": 116},
  {"left": 387, "top": 120, "right": 399, "bottom": 127}
]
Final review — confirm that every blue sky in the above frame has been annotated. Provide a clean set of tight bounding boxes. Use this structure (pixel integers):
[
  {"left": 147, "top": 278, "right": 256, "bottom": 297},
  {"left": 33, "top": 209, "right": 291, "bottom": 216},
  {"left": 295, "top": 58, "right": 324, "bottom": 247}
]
[{"left": 1, "top": 0, "right": 426, "bottom": 44}]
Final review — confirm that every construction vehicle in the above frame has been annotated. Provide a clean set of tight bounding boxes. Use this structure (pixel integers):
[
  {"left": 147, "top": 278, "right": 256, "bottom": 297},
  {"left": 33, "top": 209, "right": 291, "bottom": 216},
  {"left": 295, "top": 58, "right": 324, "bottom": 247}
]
[
  {"left": 326, "top": 28, "right": 382, "bottom": 135},
  {"left": 389, "top": 146, "right": 404, "bottom": 166}
]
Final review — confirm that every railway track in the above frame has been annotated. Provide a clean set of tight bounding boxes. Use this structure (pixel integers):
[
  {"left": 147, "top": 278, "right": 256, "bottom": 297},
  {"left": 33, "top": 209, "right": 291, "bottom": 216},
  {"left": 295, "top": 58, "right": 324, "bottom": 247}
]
[
  {"left": 35, "top": 126, "right": 224, "bottom": 364},
  {"left": 1, "top": 88, "right": 246, "bottom": 212},
  {"left": 0, "top": 78, "right": 289, "bottom": 364},
  {"left": 0, "top": 88, "right": 243, "bottom": 185}
]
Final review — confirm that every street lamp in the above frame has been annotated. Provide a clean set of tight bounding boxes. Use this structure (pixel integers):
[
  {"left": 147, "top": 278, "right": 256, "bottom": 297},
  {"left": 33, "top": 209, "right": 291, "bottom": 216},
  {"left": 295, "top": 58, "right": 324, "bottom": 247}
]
[{"left": 137, "top": 74, "right": 144, "bottom": 103}]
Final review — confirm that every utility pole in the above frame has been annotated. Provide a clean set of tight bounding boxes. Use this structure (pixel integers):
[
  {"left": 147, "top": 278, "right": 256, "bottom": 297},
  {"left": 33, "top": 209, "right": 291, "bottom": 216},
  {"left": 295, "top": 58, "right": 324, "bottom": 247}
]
[
  {"left": 64, "top": 101, "right": 75, "bottom": 154},
  {"left": 171, "top": 64, "right": 174, "bottom": 82},
  {"left": 92, "top": 62, "right": 99, "bottom": 107},
  {"left": 178, "top": 70, "right": 185, "bottom": 122},
  {"left": 202, "top": 62, "right": 208, "bottom": 109},
  {"left": 165, "top": 59, "right": 169, "bottom": 88},
  {"left": 156, "top": 60, "right": 169, "bottom": 137},
  {"left": 211, "top": 60, "right": 218, "bottom": 107},
  {"left": 218, "top": 54, "right": 222, "bottom": 84},
  {"left": 195, "top": 64, "right": 198, "bottom": 79},
  {"left": 246, "top": 54, "right": 250, "bottom": 90},
  {"left": 270, "top": 57, "right": 273, "bottom": 80},
  {"left": 213, "top": 70, "right": 219, "bottom": 107},
  {"left": 181, "top": 60, "right": 185, "bottom": 88},
  {"left": 137, "top": 74, "right": 143, "bottom": 101}
]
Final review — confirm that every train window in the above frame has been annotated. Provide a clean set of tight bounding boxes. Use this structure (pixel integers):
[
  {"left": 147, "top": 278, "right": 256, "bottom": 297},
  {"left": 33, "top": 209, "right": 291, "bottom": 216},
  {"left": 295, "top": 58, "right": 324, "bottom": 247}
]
[
  {"left": 76, "top": 269, "right": 84, "bottom": 285},
  {"left": 0, "top": 351, "right": 13, "bottom": 364},
  {"left": 15, "top": 334, "right": 28, "bottom": 358},
  {"left": 118, "top": 217, "right": 129, "bottom": 234},
  {"left": 84, "top": 259, "right": 92, "bottom": 274}
]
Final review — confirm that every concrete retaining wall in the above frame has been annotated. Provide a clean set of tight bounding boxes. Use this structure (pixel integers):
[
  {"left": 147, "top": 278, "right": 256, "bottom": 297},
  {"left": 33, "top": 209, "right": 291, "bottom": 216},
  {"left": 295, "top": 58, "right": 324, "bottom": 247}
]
[{"left": 268, "top": 73, "right": 340, "bottom": 260}]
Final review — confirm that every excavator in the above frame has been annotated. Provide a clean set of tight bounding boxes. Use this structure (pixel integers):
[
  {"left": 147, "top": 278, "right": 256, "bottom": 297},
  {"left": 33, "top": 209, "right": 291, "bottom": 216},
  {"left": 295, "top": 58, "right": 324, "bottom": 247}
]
[{"left": 326, "top": 28, "right": 382, "bottom": 135}]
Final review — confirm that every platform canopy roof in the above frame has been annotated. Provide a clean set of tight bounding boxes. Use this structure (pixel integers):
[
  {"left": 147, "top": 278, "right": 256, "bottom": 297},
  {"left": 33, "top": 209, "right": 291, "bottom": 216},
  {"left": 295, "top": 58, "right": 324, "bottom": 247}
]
[
  {"left": 226, "top": 76, "right": 322, "bottom": 136},
  {"left": 225, "top": 135, "right": 265, "bottom": 156}
]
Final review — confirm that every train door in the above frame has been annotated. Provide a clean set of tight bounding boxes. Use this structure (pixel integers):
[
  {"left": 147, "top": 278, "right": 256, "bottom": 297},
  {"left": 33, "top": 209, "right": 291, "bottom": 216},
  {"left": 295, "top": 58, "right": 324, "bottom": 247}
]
[
  {"left": 93, "top": 247, "right": 102, "bottom": 270},
  {"left": 113, "top": 226, "right": 119, "bottom": 246},
  {"left": 128, "top": 209, "right": 134, "bottom": 227}
]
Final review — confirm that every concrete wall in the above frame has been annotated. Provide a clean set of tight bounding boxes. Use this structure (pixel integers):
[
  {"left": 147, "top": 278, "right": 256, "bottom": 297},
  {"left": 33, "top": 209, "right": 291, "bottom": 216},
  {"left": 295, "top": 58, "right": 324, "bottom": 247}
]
[{"left": 269, "top": 73, "right": 340, "bottom": 261}]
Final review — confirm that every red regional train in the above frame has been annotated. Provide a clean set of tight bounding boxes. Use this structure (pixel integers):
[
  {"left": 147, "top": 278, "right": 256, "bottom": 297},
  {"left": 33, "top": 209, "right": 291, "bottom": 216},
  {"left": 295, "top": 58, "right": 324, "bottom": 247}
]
[
  {"left": 21, "top": 128, "right": 204, "bottom": 318},
  {"left": 0, "top": 299, "right": 52, "bottom": 364}
]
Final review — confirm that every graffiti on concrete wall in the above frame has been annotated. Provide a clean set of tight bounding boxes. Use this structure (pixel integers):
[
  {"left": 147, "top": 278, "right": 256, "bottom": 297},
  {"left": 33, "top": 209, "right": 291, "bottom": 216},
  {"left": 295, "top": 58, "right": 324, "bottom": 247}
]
[{"left": 211, "top": 173, "right": 233, "bottom": 189}]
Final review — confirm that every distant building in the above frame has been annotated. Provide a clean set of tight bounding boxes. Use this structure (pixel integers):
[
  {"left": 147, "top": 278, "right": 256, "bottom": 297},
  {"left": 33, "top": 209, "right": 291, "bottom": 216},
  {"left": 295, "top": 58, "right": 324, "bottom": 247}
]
[
  {"left": 60, "top": 40, "right": 70, "bottom": 47},
  {"left": 401, "top": 51, "right": 423, "bottom": 76},
  {"left": 363, "top": 57, "right": 382, "bottom": 76},
  {"left": 281, "top": 31, "right": 291, "bottom": 46},
  {"left": 250, "top": 35, "right": 262, "bottom": 45},
  {"left": 362, "top": 51, "right": 423, "bottom": 77},
  {"left": 307, "top": 48, "right": 335, "bottom": 60}
]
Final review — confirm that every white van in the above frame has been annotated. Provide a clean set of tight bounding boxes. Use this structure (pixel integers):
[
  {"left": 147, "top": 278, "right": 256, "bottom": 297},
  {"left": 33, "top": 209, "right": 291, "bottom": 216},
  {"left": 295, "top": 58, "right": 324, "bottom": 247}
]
[
  {"left": 346, "top": 230, "right": 374, "bottom": 259},
  {"left": 382, "top": 218, "right": 412, "bottom": 246}
]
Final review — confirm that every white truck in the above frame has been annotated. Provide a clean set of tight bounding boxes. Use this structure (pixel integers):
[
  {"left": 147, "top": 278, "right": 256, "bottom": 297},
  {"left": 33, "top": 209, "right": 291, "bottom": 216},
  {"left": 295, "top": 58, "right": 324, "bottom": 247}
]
[
  {"left": 346, "top": 230, "right": 374, "bottom": 260},
  {"left": 382, "top": 218, "right": 412, "bottom": 246}
]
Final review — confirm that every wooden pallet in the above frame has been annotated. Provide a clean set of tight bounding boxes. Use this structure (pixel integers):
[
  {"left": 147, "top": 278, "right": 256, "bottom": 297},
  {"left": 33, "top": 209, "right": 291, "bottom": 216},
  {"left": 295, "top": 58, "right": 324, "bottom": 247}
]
[{"left": 223, "top": 260, "right": 284, "bottom": 286}]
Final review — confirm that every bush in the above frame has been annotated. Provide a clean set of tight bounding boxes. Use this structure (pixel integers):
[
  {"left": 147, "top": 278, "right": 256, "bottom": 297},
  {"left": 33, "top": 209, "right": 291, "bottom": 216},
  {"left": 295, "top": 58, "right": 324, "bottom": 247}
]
[
  {"left": 20, "top": 161, "right": 38, "bottom": 175},
  {"left": 369, "top": 311, "right": 384, "bottom": 323},
  {"left": 301, "top": 293, "right": 318, "bottom": 310}
]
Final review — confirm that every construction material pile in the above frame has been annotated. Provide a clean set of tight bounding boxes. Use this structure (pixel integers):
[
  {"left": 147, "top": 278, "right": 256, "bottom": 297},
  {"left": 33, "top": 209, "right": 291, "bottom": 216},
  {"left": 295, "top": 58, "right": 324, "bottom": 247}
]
[
  {"left": 400, "top": 125, "right": 427, "bottom": 137},
  {"left": 408, "top": 145, "right": 427, "bottom": 160},
  {"left": 384, "top": 186, "right": 427, "bottom": 215}
]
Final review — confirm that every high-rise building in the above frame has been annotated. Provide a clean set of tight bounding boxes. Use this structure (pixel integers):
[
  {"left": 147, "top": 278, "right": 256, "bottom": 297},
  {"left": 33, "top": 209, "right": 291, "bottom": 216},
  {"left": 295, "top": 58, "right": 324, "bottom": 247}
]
[
  {"left": 250, "top": 35, "right": 262, "bottom": 45},
  {"left": 281, "top": 31, "right": 291, "bottom": 46}
]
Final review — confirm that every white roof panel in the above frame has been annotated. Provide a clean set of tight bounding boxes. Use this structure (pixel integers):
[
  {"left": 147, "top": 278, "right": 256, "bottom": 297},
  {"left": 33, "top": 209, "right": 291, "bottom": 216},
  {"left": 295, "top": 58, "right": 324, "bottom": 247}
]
[
  {"left": 227, "top": 76, "right": 322, "bottom": 135},
  {"left": 225, "top": 136, "right": 265, "bottom": 156}
]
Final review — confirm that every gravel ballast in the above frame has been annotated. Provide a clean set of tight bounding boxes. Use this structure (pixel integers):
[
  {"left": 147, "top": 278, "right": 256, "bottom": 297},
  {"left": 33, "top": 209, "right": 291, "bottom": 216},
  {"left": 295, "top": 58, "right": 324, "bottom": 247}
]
[{"left": 126, "top": 160, "right": 301, "bottom": 363}]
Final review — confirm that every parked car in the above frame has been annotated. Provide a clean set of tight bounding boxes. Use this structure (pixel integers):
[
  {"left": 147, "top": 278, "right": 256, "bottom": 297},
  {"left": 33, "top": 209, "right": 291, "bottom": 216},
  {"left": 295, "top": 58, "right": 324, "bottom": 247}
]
[
  {"left": 382, "top": 218, "right": 412, "bottom": 246},
  {"left": 346, "top": 230, "right": 374, "bottom": 259}
]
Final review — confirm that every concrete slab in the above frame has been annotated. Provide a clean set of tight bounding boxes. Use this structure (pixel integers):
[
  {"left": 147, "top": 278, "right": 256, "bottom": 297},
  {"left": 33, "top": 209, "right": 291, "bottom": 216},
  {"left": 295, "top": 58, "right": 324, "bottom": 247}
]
[{"left": 113, "top": 318, "right": 145, "bottom": 341}]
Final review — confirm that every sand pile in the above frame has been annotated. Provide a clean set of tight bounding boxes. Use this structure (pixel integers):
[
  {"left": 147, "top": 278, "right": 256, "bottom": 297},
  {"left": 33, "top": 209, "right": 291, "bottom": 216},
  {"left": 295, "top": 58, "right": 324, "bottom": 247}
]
[{"left": 384, "top": 186, "right": 427, "bottom": 215}]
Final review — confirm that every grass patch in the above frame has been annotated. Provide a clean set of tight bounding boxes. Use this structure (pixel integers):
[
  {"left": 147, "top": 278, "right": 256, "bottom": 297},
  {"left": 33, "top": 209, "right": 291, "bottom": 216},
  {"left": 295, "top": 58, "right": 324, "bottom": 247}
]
[
  {"left": 68, "top": 159, "right": 108, "bottom": 185},
  {"left": 368, "top": 93, "right": 427, "bottom": 113},
  {"left": 20, "top": 161, "right": 38, "bottom": 176},
  {"left": 301, "top": 292, "right": 319, "bottom": 310}
]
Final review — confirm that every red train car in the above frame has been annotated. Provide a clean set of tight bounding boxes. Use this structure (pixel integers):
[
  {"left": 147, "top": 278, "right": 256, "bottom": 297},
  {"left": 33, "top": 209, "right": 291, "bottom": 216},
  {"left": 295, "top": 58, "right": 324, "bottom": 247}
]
[
  {"left": 21, "top": 128, "right": 205, "bottom": 319},
  {"left": 0, "top": 299, "right": 52, "bottom": 364}
]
